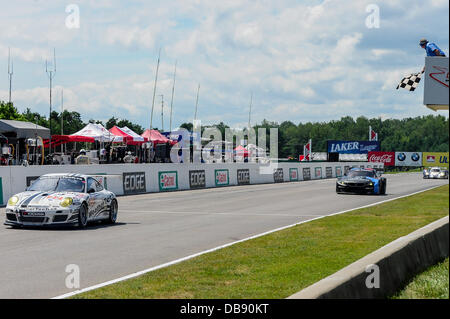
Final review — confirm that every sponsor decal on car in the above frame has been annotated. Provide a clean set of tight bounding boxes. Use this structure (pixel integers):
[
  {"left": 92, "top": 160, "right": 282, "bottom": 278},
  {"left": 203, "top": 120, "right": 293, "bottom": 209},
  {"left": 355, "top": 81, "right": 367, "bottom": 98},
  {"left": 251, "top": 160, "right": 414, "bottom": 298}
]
[
  {"left": 123, "top": 172, "right": 146, "bottom": 195},
  {"left": 159, "top": 171, "right": 178, "bottom": 191},
  {"left": 215, "top": 169, "right": 229, "bottom": 186},
  {"left": 237, "top": 169, "right": 250, "bottom": 185},
  {"left": 289, "top": 168, "right": 299, "bottom": 181},
  {"left": 273, "top": 168, "right": 284, "bottom": 183},
  {"left": 189, "top": 170, "right": 206, "bottom": 189}
]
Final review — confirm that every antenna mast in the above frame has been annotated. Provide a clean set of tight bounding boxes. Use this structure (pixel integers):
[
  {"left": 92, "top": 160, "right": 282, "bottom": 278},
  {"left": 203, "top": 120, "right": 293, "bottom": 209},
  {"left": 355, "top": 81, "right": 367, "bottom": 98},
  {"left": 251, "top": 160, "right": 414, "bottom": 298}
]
[
  {"left": 194, "top": 83, "right": 200, "bottom": 122},
  {"left": 46, "top": 48, "right": 56, "bottom": 154},
  {"left": 248, "top": 92, "right": 253, "bottom": 131},
  {"left": 169, "top": 60, "right": 177, "bottom": 132},
  {"left": 7, "top": 47, "right": 13, "bottom": 104},
  {"left": 159, "top": 94, "right": 164, "bottom": 131},
  {"left": 150, "top": 48, "right": 161, "bottom": 130},
  {"left": 61, "top": 89, "right": 64, "bottom": 153}
]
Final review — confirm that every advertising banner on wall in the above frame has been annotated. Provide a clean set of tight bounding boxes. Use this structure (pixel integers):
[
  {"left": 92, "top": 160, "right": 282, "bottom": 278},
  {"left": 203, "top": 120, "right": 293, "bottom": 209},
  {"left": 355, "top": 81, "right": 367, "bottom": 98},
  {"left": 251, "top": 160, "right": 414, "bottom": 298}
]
[
  {"left": 159, "top": 171, "right": 178, "bottom": 191},
  {"left": 314, "top": 167, "right": 322, "bottom": 179},
  {"left": 289, "top": 168, "right": 298, "bottom": 181},
  {"left": 368, "top": 151, "right": 395, "bottom": 166},
  {"left": 325, "top": 167, "right": 332, "bottom": 178},
  {"left": 335, "top": 166, "right": 342, "bottom": 177},
  {"left": 273, "top": 168, "right": 284, "bottom": 183},
  {"left": 395, "top": 152, "right": 422, "bottom": 166},
  {"left": 215, "top": 169, "right": 229, "bottom": 186},
  {"left": 123, "top": 172, "right": 146, "bottom": 195},
  {"left": 237, "top": 169, "right": 250, "bottom": 185},
  {"left": 302, "top": 167, "right": 311, "bottom": 180},
  {"left": 189, "top": 170, "right": 206, "bottom": 189},
  {"left": 327, "top": 140, "right": 380, "bottom": 154},
  {"left": 422, "top": 152, "right": 449, "bottom": 167}
]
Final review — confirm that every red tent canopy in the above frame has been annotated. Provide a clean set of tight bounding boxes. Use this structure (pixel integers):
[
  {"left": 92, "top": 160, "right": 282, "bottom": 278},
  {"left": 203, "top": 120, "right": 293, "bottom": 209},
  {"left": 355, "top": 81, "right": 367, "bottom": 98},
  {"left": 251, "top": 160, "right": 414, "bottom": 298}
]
[
  {"left": 141, "top": 129, "right": 176, "bottom": 145},
  {"left": 234, "top": 145, "right": 249, "bottom": 157},
  {"left": 43, "top": 135, "right": 95, "bottom": 148},
  {"left": 109, "top": 126, "right": 147, "bottom": 145}
]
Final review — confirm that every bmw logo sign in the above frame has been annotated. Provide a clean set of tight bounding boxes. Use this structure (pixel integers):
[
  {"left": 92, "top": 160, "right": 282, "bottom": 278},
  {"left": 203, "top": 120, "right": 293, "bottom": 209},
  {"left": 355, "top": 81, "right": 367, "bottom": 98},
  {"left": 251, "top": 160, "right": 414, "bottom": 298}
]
[
  {"left": 397, "top": 152, "right": 406, "bottom": 161},
  {"left": 411, "top": 152, "right": 420, "bottom": 162}
]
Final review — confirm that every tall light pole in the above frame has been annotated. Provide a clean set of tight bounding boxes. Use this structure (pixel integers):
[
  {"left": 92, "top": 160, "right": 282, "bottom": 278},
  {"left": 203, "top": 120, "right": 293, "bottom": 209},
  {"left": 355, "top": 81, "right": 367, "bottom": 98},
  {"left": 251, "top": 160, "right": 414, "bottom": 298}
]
[
  {"left": 159, "top": 94, "right": 164, "bottom": 131},
  {"left": 248, "top": 92, "right": 253, "bottom": 131},
  {"left": 46, "top": 48, "right": 56, "bottom": 155},
  {"left": 150, "top": 48, "right": 161, "bottom": 130},
  {"left": 7, "top": 47, "right": 13, "bottom": 104},
  {"left": 194, "top": 83, "right": 200, "bottom": 122},
  {"left": 169, "top": 60, "right": 177, "bottom": 132},
  {"left": 61, "top": 89, "right": 64, "bottom": 153}
]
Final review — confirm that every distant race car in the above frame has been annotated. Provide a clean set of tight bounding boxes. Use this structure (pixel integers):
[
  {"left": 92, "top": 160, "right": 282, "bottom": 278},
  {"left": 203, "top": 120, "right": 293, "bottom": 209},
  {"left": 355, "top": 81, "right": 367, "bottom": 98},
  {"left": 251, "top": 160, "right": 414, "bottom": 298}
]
[
  {"left": 336, "top": 167, "right": 386, "bottom": 195},
  {"left": 424, "top": 167, "right": 449, "bottom": 179},
  {"left": 4, "top": 173, "right": 118, "bottom": 228}
]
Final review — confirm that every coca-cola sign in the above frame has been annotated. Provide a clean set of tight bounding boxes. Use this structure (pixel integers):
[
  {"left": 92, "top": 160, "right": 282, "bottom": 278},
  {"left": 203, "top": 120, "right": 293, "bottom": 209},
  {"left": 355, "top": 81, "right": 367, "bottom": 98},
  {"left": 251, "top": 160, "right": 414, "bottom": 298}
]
[{"left": 368, "top": 151, "right": 395, "bottom": 166}]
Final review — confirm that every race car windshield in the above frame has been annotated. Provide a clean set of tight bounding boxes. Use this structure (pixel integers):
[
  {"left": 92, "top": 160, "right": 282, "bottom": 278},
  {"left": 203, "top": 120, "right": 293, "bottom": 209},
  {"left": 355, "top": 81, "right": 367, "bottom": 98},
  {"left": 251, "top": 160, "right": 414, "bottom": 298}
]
[
  {"left": 28, "top": 177, "right": 85, "bottom": 193},
  {"left": 431, "top": 169, "right": 441, "bottom": 172},
  {"left": 347, "top": 171, "right": 375, "bottom": 178}
]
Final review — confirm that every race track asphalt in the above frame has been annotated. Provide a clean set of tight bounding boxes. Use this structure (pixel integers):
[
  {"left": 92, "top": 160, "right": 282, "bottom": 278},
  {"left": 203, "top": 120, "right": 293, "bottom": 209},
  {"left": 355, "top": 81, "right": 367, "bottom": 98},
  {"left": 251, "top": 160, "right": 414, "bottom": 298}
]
[{"left": 0, "top": 172, "right": 447, "bottom": 298}]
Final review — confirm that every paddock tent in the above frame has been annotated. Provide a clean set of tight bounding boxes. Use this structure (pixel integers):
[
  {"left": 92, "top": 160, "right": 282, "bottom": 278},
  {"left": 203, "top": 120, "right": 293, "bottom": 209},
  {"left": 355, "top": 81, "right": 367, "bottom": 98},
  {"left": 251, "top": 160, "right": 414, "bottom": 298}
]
[
  {"left": 141, "top": 129, "right": 176, "bottom": 145},
  {"left": 0, "top": 119, "right": 50, "bottom": 139},
  {"left": 109, "top": 126, "right": 147, "bottom": 145},
  {"left": 71, "top": 123, "right": 122, "bottom": 143}
]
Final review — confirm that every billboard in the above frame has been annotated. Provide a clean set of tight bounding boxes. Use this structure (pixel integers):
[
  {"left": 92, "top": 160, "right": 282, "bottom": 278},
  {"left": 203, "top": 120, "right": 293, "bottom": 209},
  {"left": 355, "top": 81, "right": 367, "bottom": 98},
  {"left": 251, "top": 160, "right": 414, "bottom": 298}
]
[
  {"left": 327, "top": 140, "right": 380, "bottom": 154},
  {"left": 422, "top": 152, "right": 449, "bottom": 167},
  {"left": 215, "top": 169, "right": 229, "bottom": 186},
  {"left": 123, "top": 172, "right": 146, "bottom": 195},
  {"left": 395, "top": 152, "right": 422, "bottom": 167},
  {"left": 423, "top": 57, "right": 449, "bottom": 109},
  {"left": 368, "top": 151, "right": 395, "bottom": 166},
  {"left": 289, "top": 168, "right": 298, "bottom": 181},
  {"left": 158, "top": 171, "right": 178, "bottom": 191},
  {"left": 189, "top": 170, "right": 206, "bottom": 189}
]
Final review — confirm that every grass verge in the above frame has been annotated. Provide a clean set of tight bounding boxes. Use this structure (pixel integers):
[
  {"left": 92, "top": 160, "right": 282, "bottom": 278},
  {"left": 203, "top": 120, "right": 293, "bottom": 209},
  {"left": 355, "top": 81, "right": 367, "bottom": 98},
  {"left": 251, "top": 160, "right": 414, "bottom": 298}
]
[
  {"left": 392, "top": 258, "right": 449, "bottom": 299},
  {"left": 75, "top": 185, "right": 449, "bottom": 299}
]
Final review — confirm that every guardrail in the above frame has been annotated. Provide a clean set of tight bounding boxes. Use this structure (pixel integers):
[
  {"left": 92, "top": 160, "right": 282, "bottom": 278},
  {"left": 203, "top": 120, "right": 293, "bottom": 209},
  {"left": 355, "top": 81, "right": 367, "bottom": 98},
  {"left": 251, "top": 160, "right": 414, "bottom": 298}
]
[{"left": 0, "top": 161, "right": 383, "bottom": 205}]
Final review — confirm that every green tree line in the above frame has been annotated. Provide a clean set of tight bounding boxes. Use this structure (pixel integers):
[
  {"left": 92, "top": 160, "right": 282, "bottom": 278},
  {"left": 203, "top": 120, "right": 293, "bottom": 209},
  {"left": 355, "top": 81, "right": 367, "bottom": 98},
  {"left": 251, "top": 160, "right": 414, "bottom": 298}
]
[{"left": 2, "top": 101, "right": 448, "bottom": 158}]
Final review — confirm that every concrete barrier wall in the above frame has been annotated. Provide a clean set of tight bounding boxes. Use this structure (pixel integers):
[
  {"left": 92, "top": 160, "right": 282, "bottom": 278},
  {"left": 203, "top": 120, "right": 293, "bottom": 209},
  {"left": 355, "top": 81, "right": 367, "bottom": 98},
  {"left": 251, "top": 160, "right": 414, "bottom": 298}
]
[
  {"left": 0, "top": 161, "right": 383, "bottom": 204},
  {"left": 288, "top": 216, "right": 449, "bottom": 299}
]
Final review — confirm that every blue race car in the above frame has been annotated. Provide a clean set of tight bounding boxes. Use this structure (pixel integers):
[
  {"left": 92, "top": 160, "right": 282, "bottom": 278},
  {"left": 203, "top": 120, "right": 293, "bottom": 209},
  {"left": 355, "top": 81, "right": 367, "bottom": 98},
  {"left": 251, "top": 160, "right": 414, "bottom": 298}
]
[{"left": 336, "top": 167, "right": 386, "bottom": 195}]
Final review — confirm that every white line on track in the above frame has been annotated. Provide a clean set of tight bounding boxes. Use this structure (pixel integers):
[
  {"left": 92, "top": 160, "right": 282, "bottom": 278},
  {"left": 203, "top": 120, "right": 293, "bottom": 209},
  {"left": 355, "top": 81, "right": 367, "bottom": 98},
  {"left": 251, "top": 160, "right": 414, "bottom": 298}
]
[
  {"left": 119, "top": 209, "right": 324, "bottom": 217},
  {"left": 52, "top": 184, "right": 444, "bottom": 299}
]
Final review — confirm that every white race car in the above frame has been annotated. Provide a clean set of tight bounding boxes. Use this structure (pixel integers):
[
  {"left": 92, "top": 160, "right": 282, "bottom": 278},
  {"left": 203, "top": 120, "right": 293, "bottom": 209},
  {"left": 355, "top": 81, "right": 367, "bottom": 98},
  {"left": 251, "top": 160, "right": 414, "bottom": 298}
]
[
  {"left": 424, "top": 167, "right": 449, "bottom": 179},
  {"left": 4, "top": 173, "right": 118, "bottom": 228}
]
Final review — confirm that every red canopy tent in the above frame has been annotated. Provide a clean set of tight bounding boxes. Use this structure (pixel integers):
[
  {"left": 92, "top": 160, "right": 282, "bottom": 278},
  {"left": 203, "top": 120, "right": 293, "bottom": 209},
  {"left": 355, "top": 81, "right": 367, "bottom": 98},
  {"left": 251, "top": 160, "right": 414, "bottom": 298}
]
[
  {"left": 234, "top": 145, "right": 249, "bottom": 157},
  {"left": 141, "top": 129, "right": 177, "bottom": 145},
  {"left": 109, "top": 126, "right": 148, "bottom": 145}
]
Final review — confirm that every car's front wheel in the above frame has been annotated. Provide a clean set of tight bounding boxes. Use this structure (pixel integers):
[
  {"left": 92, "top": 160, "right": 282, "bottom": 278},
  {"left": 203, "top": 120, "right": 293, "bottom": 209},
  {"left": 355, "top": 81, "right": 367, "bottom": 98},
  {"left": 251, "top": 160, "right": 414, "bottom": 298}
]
[
  {"left": 106, "top": 199, "right": 118, "bottom": 224},
  {"left": 78, "top": 203, "right": 88, "bottom": 229},
  {"left": 380, "top": 179, "right": 387, "bottom": 195}
]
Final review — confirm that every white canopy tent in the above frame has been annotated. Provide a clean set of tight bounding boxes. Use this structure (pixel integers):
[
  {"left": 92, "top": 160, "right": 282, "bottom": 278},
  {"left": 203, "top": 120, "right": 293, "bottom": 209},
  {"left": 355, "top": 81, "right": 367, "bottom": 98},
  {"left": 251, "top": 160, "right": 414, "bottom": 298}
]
[{"left": 71, "top": 123, "right": 122, "bottom": 143}]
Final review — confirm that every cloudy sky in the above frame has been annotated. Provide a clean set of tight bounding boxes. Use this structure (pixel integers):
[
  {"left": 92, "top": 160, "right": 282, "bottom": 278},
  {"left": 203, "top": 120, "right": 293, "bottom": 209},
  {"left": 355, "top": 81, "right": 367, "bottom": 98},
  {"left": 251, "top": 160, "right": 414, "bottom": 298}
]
[{"left": 0, "top": 0, "right": 448, "bottom": 130}]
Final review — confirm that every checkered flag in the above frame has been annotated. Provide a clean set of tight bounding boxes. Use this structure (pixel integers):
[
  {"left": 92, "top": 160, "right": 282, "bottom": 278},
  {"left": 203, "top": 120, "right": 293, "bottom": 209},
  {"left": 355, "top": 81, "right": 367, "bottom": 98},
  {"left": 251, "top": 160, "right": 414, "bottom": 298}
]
[{"left": 396, "top": 71, "right": 423, "bottom": 91}]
